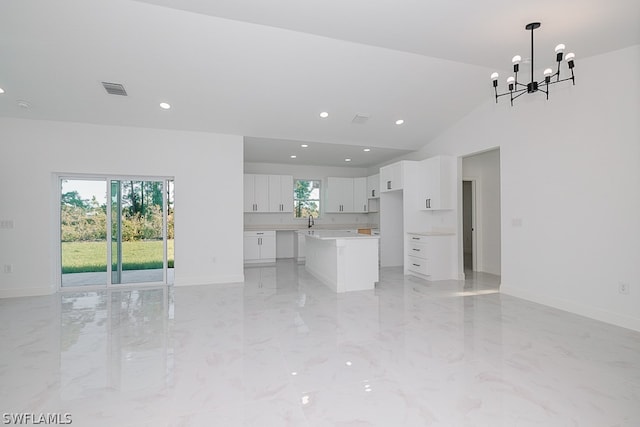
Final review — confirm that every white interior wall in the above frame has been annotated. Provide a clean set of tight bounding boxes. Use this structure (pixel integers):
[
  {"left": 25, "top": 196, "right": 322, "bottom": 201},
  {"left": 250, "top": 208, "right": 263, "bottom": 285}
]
[
  {"left": 0, "top": 118, "right": 244, "bottom": 297},
  {"left": 462, "top": 149, "right": 501, "bottom": 275},
  {"left": 379, "top": 191, "right": 404, "bottom": 267},
  {"left": 413, "top": 45, "right": 640, "bottom": 331}
]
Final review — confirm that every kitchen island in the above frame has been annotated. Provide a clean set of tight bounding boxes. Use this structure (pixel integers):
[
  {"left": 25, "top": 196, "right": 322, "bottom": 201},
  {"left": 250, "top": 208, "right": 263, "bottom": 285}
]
[{"left": 304, "top": 230, "right": 379, "bottom": 293}]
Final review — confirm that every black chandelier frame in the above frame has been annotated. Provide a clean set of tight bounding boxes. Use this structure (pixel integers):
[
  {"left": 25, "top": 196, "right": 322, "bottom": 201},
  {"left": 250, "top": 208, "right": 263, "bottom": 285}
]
[{"left": 492, "top": 22, "right": 575, "bottom": 106}]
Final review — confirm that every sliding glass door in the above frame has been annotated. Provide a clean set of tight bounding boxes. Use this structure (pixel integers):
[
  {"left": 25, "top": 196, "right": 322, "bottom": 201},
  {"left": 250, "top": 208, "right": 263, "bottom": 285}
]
[
  {"left": 60, "top": 176, "right": 174, "bottom": 288},
  {"left": 60, "top": 179, "right": 109, "bottom": 286}
]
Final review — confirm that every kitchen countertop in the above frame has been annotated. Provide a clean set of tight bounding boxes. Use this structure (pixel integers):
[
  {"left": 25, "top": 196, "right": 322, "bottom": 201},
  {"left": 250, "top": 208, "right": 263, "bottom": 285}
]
[
  {"left": 244, "top": 223, "right": 378, "bottom": 231},
  {"left": 407, "top": 231, "right": 456, "bottom": 236},
  {"left": 304, "top": 230, "right": 380, "bottom": 240}
]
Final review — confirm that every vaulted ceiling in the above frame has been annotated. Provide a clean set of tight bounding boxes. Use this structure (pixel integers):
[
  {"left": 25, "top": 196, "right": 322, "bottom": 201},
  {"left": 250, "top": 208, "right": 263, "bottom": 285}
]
[{"left": 1, "top": 0, "right": 638, "bottom": 166}]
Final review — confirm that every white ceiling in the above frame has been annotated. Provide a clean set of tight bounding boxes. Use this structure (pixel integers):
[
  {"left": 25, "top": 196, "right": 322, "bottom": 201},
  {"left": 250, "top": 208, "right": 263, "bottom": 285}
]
[{"left": 1, "top": 0, "right": 638, "bottom": 167}]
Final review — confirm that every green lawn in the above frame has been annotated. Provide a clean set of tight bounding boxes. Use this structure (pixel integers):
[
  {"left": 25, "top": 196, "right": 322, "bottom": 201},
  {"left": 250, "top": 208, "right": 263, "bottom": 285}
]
[{"left": 62, "top": 239, "right": 174, "bottom": 273}]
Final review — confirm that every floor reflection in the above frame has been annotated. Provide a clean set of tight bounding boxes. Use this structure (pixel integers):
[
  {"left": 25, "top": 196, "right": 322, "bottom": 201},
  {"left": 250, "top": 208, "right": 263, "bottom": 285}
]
[
  {"left": 60, "top": 288, "right": 173, "bottom": 400},
  {"left": 1, "top": 262, "right": 639, "bottom": 427}
]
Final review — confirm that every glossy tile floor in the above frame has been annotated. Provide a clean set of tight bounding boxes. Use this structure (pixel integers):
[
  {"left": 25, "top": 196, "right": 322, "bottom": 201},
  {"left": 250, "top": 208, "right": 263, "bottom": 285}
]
[{"left": 1, "top": 260, "right": 639, "bottom": 426}]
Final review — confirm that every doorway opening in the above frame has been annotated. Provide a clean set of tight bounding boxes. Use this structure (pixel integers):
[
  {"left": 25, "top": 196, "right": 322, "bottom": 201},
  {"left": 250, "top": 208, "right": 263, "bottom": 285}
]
[
  {"left": 59, "top": 176, "right": 174, "bottom": 288},
  {"left": 461, "top": 148, "right": 501, "bottom": 279},
  {"left": 462, "top": 180, "right": 476, "bottom": 272}
]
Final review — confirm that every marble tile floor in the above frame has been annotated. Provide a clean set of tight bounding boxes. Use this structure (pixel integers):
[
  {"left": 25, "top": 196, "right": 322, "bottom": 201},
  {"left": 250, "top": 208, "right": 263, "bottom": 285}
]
[{"left": 1, "top": 259, "right": 639, "bottom": 426}]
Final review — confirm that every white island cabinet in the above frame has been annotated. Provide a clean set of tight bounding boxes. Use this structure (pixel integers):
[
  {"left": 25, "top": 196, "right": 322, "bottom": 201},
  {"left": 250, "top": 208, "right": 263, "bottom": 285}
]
[{"left": 305, "top": 231, "right": 379, "bottom": 292}]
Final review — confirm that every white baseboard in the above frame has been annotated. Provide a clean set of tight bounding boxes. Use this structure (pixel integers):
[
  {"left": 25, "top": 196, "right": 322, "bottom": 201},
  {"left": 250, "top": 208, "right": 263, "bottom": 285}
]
[
  {"left": 500, "top": 284, "right": 640, "bottom": 332},
  {"left": 0, "top": 286, "right": 55, "bottom": 298}
]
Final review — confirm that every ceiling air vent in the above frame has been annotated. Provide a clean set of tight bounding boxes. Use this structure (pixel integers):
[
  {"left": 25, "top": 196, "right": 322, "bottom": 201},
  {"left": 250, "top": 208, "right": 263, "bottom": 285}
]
[
  {"left": 101, "top": 82, "right": 128, "bottom": 96},
  {"left": 352, "top": 113, "right": 370, "bottom": 124}
]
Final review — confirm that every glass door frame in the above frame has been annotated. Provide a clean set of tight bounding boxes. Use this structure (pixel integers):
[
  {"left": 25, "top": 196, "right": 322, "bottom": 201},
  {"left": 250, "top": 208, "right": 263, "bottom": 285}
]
[{"left": 56, "top": 173, "right": 174, "bottom": 291}]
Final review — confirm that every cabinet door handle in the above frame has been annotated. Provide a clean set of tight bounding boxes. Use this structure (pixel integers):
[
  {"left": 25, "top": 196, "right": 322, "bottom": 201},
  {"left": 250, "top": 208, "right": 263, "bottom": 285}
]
[
  {"left": 373, "top": 190, "right": 376, "bottom": 197},
  {"left": 257, "top": 232, "right": 264, "bottom": 235},
  {"left": 387, "top": 181, "right": 391, "bottom": 190},
  {"left": 364, "top": 204, "right": 366, "bottom": 212},
  {"left": 412, "top": 263, "right": 420, "bottom": 267},
  {"left": 412, "top": 237, "right": 419, "bottom": 240},
  {"left": 412, "top": 248, "right": 420, "bottom": 252},
  {"left": 258, "top": 237, "right": 262, "bottom": 245}
]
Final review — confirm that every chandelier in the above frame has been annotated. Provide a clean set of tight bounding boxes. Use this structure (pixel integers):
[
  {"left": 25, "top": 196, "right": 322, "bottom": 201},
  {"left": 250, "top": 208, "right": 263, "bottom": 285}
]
[{"left": 491, "top": 22, "right": 575, "bottom": 106}]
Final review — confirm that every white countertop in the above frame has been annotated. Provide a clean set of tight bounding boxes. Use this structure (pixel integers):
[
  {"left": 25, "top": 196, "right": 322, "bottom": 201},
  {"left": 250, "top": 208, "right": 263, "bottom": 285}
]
[
  {"left": 244, "top": 223, "right": 378, "bottom": 232},
  {"left": 304, "top": 230, "right": 380, "bottom": 240},
  {"left": 407, "top": 231, "right": 456, "bottom": 236}
]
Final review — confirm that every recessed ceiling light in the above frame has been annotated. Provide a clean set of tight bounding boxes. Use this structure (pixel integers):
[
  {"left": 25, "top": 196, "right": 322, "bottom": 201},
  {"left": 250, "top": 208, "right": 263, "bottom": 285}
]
[
  {"left": 363, "top": 148, "right": 371, "bottom": 152},
  {"left": 301, "top": 144, "right": 308, "bottom": 148},
  {"left": 345, "top": 158, "right": 351, "bottom": 162},
  {"left": 395, "top": 119, "right": 404, "bottom": 125},
  {"left": 319, "top": 111, "right": 329, "bottom": 118},
  {"left": 0, "top": 87, "right": 5, "bottom": 94},
  {"left": 159, "top": 102, "right": 171, "bottom": 110},
  {"left": 16, "top": 100, "right": 32, "bottom": 109},
  {"left": 290, "top": 155, "right": 297, "bottom": 159}
]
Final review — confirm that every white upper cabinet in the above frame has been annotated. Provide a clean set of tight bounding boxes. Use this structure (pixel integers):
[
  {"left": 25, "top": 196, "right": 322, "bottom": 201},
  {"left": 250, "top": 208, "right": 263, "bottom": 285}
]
[
  {"left": 244, "top": 174, "right": 293, "bottom": 213},
  {"left": 244, "top": 174, "right": 270, "bottom": 212},
  {"left": 353, "top": 177, "right": 368, "bottom": 213},
  {"left": 326, "top": 177, "right": 354, "bottom": 213},
  {"left": 380, "top": 161, "right": 404, "bottom": 192},
  {"left": 419, "top": 156, "right": 454, "bottom": 210},
  {"left": 367, "top": 174, "right": 380, "bottom": 198},
  {"left": 268, "top": 175, "right": 293, "bottom": 212}
]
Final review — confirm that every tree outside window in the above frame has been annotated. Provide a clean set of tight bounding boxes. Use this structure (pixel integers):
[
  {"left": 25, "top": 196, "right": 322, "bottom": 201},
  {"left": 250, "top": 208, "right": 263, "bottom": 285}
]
[{"left": 294, "top": 179, "right": 320, "bottom": 218}]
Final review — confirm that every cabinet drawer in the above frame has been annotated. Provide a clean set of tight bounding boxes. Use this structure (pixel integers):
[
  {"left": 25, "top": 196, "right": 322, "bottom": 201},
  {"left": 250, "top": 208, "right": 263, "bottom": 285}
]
[
  {"left": 407, "top": 234, "right": 427, "bottom": 244},
  {"left": 408, "top": 242, "right": 427, "bottom": 259},
  {"left": 407, "top": 256, "right": 429, "bottom": 275}
]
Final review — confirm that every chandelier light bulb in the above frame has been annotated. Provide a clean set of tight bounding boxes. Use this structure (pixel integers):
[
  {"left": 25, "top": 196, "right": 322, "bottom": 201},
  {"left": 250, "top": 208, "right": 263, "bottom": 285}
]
[
  {"left": 491, "top": 72, "right": 499, "bottom": 88},
  {"left": 507, "top": 76, "right": 515, "bottom": 91},
  {"left": 512, "top": 55, "right": 522, "bottom": 64},
  {"left": 565, "top": 52, "right": 575, "bottom": 61},
  {"left": 554, "top": 43, "right": 565, "bottom": 53},
  {"left": 543, "top": 68, "right": 553, "bottom": 77}
]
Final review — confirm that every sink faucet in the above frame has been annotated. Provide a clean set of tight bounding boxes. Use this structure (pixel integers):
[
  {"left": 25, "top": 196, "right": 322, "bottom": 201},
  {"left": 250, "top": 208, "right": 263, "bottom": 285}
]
[{"left": 308, "top": 215, "right": 314, "bottom": 228}]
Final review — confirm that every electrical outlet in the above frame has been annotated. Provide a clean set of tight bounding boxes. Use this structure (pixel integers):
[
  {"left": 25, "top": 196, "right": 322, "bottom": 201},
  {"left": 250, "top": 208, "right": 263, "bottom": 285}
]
[
  {"left": 0, "top": 220, "right": 14, "bottom": 229},
  {"left": 618, "top": 282, "right": 630, "bottom": 295}
]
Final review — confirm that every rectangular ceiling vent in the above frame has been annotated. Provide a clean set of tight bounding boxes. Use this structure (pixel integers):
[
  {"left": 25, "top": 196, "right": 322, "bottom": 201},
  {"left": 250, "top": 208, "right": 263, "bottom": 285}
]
[
  {"left": 101, "top": 82, "right": 128, "bottom": 96},
  {"left": 352, "top": 113, "right": 370, "bottom": 124}
]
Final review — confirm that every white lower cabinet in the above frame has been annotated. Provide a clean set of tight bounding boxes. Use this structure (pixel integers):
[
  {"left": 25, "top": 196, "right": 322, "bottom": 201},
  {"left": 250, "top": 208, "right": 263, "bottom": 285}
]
[
  {"left": 244, "top": 231, "right": 276, "bottom": 264},
  {"left": 405, "top": 233, "right": 454, "bottom": 280}
]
